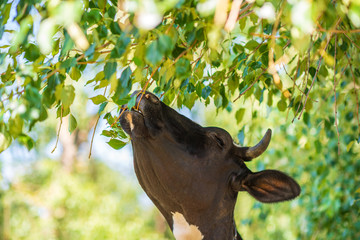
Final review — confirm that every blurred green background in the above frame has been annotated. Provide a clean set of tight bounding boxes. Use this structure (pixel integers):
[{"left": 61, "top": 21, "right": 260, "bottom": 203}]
[
  {"left": 1, "top": 87, "right": 359, "bottom": 239},
  {"left": 1, "top": 0, "right": 360, "bottom": 239}
]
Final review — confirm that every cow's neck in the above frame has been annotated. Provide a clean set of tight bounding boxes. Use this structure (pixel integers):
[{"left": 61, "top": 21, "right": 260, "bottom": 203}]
[{"left": 171, "top": 211, "right": 242, "bottom": 240}]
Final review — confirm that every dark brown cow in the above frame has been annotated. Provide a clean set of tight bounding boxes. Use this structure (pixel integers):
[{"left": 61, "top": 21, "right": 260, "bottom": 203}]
[{"left": 120, "top": 91, "right": 300, "bottom": 240}]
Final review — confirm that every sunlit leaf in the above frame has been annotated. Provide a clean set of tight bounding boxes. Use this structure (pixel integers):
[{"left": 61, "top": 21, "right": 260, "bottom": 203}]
[
  {"left": 107, "top": 138, "right": 126, "bottom": 150},
  {"left": 90, "top": 95, "right": 107, "bottom": 105},
  {"left": 69, "top": 114, "right": 77, "bottom": 133}
]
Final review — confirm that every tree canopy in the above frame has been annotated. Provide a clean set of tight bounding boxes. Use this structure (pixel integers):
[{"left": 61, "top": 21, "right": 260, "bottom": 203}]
[
  {"left": 1, "top": 0, "right": 359, "bottom": 152},
  {"left": 1, "top": 0, "right": 360, "bottom": 239}
]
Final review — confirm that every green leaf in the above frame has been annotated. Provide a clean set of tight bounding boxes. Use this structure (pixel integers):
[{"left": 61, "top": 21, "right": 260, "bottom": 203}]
[
  {"left": 145, "top": 41, "right": 163, "bottom": 66},
  {"left": 90, "top": 95, "right": 107, "bottom": 105},
  {"left": 69, "top": 66, "right": 81, "bottom": 81},
  {"left": 68, "top": 114, "right": 77, "bottom": 133},
  {"left": 98, "top": 102, "right": 108, "bottom": 114},
  {"left": 9, "top": 115, "right": 23, "bottom": 138},
  {"left": 104, "top": 62, "right": 117, "bottom": 80},
  {"left": 244, "top": 40, "right": 259, "bottom": 50},
  {"left": 277, "top": 99, "right": 287, "bottom": 112},
  {"left": 24, "top": 44, "right": 40, "bottom": 61},
  {"left": 201, "top": 86, "right": 212, "bottom": 99},
  {"left": 235, "top": 108, "right": 245, "bottom": 124},
  {"left": 107, "top": 138, "right": 126, "bottom": 150},
  {"left": 346, "top": 141, "right": 354, "bottom": 152},
  {"left": 111, "top": 35, "right": 130, "bottom": 58},
  {"left": 0, "top": 131, "right": 12, "bottom": 153},
  {"left": 85, "top": 43, "right": 96, "bottom": 58},
  {"left": 112, "top": 67, "right": 132, "bottom": 104},
  {"left": 55, "top": 84, "right": 75, "bottom": 108},
  {"left": 183, "top": 92, "right": 197, "bottom": 109},
  {"left": 175, "top": 58, "right": 191, "bottom": 80},
  {"left": 60, "top": 30, "right": 74, "bottom": 57},
  {"left": 60, "top": 57, "right": 77, "bottom": 69},
  {"left": 17, "top": 134, "right": 34, "bottom": 150},
  {"left": 84, "top": 8, "right": 102, "bottom": 25},
  {"left": 158, "top": 35, "right": 174, "bottom": 55},
  {"left": 101, "top": 130, "right": 114, "bottom": 137},
  {"left": 127, "top": 94, "right": 137, "bottom": 110}
]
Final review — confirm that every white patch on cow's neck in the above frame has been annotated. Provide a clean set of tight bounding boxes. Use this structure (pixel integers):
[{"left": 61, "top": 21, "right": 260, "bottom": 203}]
[
  {"left": 126, "top": 114, "right": 134, "bottom": 131},
  {"left": 172, "top": 212, "right": 204, "bottom": 240}
]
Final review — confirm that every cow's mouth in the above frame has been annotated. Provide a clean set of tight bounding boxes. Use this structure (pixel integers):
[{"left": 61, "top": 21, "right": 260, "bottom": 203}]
[
  {"left": 130, "top": 108, "right": 144, "bottom": 117},
  {"left": 119, "top": 91, "right": 163, "bottom": 138}
]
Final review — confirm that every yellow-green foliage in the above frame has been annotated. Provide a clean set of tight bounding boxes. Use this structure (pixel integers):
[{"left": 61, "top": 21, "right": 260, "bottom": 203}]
[{"left": 0, "top": 160, "right": 170, "bottom": 240}]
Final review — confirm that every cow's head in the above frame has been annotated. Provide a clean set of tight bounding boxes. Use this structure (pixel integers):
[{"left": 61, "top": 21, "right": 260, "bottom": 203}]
[{"left": 120, "top": 91, "right": 300, "bottom": 240}]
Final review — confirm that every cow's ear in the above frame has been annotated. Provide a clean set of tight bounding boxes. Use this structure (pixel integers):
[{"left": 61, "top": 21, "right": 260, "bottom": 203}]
[{"left": 232, "top": 170, "right": 300, "bottom": 203}]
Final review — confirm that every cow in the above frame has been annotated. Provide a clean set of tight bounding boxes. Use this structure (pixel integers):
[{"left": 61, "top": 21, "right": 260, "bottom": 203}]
[{"left": 119, "top": 91, "right": 300, "bottom": 240}]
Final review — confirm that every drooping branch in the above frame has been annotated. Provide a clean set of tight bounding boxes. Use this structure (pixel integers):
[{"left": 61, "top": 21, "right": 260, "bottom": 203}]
[
  {"left": 333, "top": 35, "right": 340, "bottom": 155},
  {"left": 268, "top": 1, "right": 288, "bottom": 97},
  {"left": 292, "top": 39, "right": 312, "bottom": 122},
  {"left": 233, "top": 67, "right": 268, "bottom": 102},
  {"left": 297, "top": 36, "right": 332, "bottom": 120},
  {"left": 345, "top": 53, "right": 360, "bottom": 137}
]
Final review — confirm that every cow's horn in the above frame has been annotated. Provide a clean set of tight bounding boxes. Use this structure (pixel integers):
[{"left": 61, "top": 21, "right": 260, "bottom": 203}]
[
  {"left": 236, "top": 129, "right": 272, "bottom": 161},
  {"left": 245, "top": 129, "right": 272, "bottom": 159}
]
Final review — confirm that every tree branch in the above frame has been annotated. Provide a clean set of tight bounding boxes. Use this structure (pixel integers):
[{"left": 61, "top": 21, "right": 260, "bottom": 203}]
[
  {"left": 333, "top": 35, "right": 340, "bottom": 155},
  {"left": 233, "top": 67, "right": 268, "bottom": 102},
  {"left": 298, "top": 35, "right": 332, "bottom": 119}
]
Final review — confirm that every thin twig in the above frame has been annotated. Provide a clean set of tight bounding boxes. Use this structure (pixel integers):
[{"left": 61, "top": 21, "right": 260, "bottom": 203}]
[
  {"left": 51, "top": 105, "right": 63, "bottom": 153},
  {"left": 292, "top": 38, "right": 312, "bottom": 122},
  {"left": 76, "top": 41, "right": 111, "bottom": 62},
  {"left": 342, "top": 32, "right": 360, "bottom": 50},
  {"left": 283, "top": 40, "right": 291, "bottom": 50},
  {"left": 237, "top": 3, "right": 254, "bottom": 19},
  {"left": 1, "top": 89, "right": 25, "bottom": 101},
  {"left": 282, "top": 62, "right": 318, "bottom": 103},
  {"left": 191, "top": 53, "right": 204, "bottom": 67},
  {"left": 136, "top": 65, "right": 161, "bottom": 110},
  {"left": 171, "top": 90, "right": 181, "bottom": 107},
  {"left": 43, "top": 69, "right": 59, "bottom": 81},
  {"left": 346, "top": 53, "right": 360, "bottom": 136},
  {"left": 110, "top": 107, "right": 128, "bottom": 128},
  {"left": 250, "top": 33, "right": 288, "bottom": 39},
  {"left": 238, "top": 10, "right": 254, "bottom": 21},
  {"left": 333, "top": 35, "right": 340, "bottom": 155},
  {"left": 227, "top": 40, "right": 265, "bottom": 77},
  {"left": 233, "top": 67, "right": 268, "bottom": 102},
  {"left": 285, "top": 59, "right": 301, "bottom": 121},
  {"left": 171, "top": 40, "right": 197, "bottom": 67},
  {"left": 298, "top": 36, "right": 332, "bottom": 119},
  {"left": 297, "top": 18, "right": 342, "bottom": 119},
  {"left": 317, "top": 28, "right": 360, "bottom": 34},
  {"left": 88, "top": 115, "right": 100, "bottom": 159},
  {"left": 77, "top": 61, "right": 97, "bottom": 65}
]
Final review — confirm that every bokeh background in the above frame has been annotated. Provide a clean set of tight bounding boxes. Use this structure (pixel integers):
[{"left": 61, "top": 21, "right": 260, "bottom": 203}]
[
  {"left": 1, "top": 0, "right": 360, "bottom": 239},
  {"left": 1, "top": 79, "right": 359, "bottom": 239}
]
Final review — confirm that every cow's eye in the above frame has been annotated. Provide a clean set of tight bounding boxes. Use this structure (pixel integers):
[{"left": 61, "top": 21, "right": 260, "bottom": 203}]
[{"left": 214, "top": 135, "right": 225, "bottom": 148}]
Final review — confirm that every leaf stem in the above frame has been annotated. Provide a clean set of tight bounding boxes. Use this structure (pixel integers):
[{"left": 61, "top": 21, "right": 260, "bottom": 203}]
[{"left": 51, "top": 105, "right": 63, "bottom": 153}]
